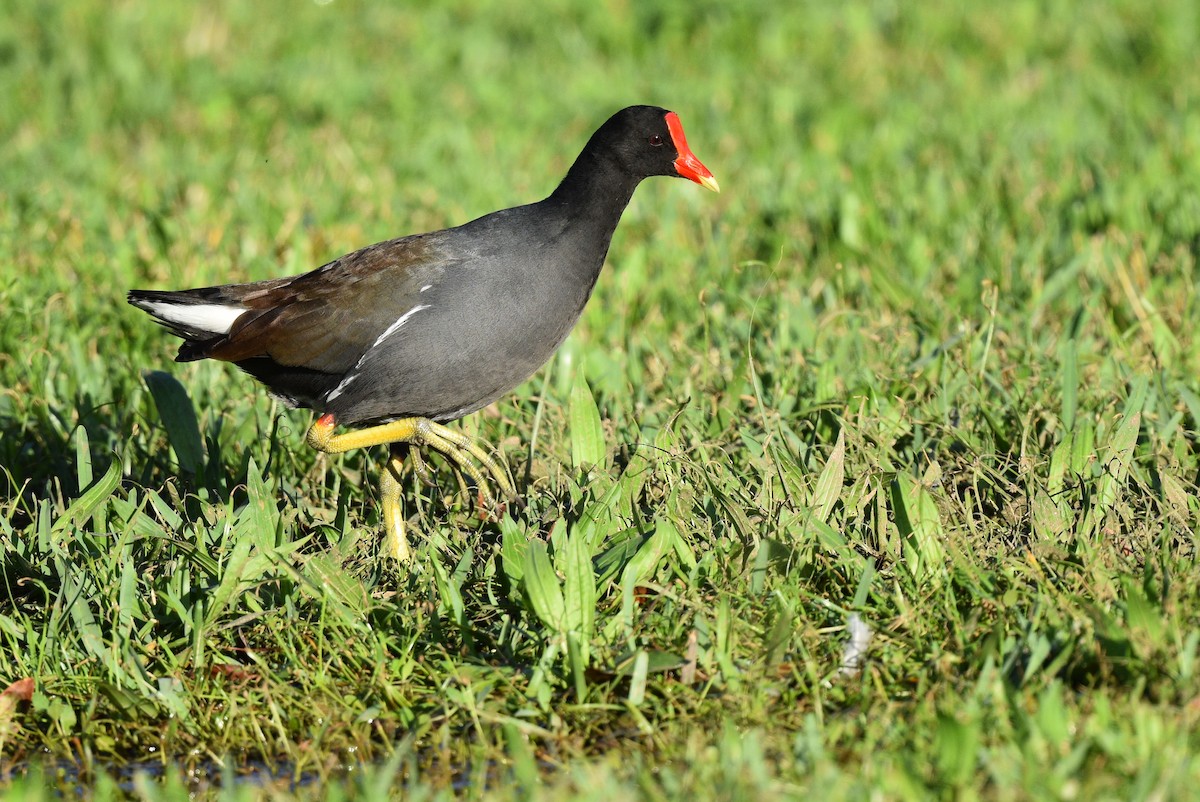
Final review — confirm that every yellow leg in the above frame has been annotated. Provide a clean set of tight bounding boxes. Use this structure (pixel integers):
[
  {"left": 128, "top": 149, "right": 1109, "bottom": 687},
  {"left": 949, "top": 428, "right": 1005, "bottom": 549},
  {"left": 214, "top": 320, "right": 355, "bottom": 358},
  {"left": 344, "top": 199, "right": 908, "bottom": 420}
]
[
  {"left": 379, "top": 448, "right": 410, "bottom": 562},
  {"left": 306, "top": 414, "right": 515, "bottom": 560}
]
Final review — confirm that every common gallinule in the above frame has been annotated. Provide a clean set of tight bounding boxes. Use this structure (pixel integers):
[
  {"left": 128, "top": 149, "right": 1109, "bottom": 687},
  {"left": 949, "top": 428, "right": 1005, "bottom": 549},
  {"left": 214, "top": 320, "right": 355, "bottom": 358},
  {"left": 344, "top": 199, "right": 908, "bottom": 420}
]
[{"left": 129, "top": 105, "right": 718, "bottom": 561}]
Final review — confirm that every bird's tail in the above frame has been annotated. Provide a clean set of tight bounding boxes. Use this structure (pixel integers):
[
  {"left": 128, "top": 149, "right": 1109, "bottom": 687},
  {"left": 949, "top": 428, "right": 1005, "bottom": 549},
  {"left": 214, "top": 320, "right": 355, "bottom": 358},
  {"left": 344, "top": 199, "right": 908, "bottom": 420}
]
[{"left": 127, "top": 288, "right": 249, "bottom": 347}]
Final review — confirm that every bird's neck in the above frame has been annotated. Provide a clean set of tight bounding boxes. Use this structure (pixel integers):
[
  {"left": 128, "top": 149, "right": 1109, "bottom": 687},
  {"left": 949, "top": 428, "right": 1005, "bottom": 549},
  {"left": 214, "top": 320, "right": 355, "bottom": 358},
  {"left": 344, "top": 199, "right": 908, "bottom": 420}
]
[{"left": 547, "top": 147, "right": 642, "bottom": 239}]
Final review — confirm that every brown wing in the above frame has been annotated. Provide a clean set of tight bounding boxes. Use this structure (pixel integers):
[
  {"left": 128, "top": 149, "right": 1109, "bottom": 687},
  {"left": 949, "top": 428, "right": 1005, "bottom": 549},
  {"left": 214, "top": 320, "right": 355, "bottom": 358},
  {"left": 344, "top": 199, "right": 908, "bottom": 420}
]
[{"left": 194, "top": 234, "right": 448, "bottom": 375}]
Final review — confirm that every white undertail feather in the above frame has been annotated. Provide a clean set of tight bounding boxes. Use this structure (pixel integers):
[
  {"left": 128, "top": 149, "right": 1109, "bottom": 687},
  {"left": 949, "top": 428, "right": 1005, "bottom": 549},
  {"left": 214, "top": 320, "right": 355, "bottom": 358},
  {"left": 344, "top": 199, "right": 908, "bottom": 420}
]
[{"left": 142, "top": 301, "right": 248, "bottom": 336}]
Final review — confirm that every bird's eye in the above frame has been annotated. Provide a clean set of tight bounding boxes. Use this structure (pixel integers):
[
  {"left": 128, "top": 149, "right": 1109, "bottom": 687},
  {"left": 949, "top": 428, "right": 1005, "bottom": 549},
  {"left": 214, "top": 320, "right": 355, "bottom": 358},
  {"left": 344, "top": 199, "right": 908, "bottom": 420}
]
[{"left": 649, "top": 134, "right": 664, "bottom": 147}]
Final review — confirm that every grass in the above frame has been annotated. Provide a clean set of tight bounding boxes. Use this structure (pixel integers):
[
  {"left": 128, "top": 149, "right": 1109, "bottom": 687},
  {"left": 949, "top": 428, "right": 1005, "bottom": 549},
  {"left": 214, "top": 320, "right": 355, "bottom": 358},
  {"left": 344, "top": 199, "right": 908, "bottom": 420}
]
[{"left": 3, "top": 0, "right": 1200, "bottom": 798}]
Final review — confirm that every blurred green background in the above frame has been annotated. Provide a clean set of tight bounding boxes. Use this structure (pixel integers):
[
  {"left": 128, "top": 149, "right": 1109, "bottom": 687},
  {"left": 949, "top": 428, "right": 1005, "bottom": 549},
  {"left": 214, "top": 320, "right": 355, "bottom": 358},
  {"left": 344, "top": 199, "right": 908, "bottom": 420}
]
[
  {"left": 3, "top": 0, "right": 1200, "bottom": 797},
  {"left": 5, "top": 0, "right": 1197, "bottom": 500}
]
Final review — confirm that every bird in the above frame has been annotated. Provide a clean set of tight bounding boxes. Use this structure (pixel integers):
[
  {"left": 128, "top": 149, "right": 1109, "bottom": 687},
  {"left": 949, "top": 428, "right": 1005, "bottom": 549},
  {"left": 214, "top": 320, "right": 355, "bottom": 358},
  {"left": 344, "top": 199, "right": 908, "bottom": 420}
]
[{"left": 129, "top": 105, "right": 718, "bottom": 562}]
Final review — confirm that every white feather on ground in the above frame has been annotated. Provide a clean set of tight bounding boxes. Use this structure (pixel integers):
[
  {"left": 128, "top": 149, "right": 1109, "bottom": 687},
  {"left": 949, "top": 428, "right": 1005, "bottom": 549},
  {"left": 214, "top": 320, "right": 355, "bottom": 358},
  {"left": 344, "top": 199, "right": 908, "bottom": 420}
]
[{"left": 838, "top": 613, "right": 873, "bottom": 677}]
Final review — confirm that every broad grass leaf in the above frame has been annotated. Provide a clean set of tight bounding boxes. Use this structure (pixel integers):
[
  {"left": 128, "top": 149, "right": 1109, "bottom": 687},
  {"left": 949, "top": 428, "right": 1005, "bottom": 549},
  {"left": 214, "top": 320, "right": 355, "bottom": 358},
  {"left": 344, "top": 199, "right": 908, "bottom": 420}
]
[
  {"left": 1048, "top": 434, "right": 1070, "bottom": 498},
  {"left": 303, "top": 553, "right": 370, "bottom": 616},
  {"left": 652, "top": 410, "right": 683, "bottom": 472},
  {"left": 1159, "top": 470, "right": 1193, "bottom": 523},
  {"left": 144, "top": 370, "right": 204, "bottom": 475},
  {"left": 144, "top": 488, "right": 183, "bottom": 530},
  {"left": 575, "top": 481, "right": 624, "bottom": 550},
  {"left": 811, "top": 519, "right": 850, "bottom": 554},
  {"left": 206, "top": 539, "right": 253, "bottom": 627},
  {"left": 117, "top": 549, "right": 138, "bottom": 639},
  {"left": 671, "top": 522, "right": 697, "bottom": 571},
  {"left": 503, "top": 724, "right": 540, "bottom": 790},
  {"left": 1122, "top": 578, "right": 1164, "bottom": 651},
  {"left": 812, "top": 428, "right": 845, "bottom": 524},
  {"left": 567, "top": 631, "right": 588, "bottom": 700},
  {"left": 63, "top": 570, "right": 108, "bottom": 670},
  {"left": 1060, "top": 338, "right": 1078, "bottom": 429},
  {"left": 1179, "top": 385, "right": 1200, "bottom": 432},
  {"left": 1034, "top": 683, "right": 1070, "bottom": 745},
  {"left": 569, "top": 372, "right": 605, "bottom": 471},
  {"left": 621, "top": 518, "right": 672, "bottom": 590},
  {"left": 852, "top": 561, "right": 876, "bottom": 608},
  {"left": 627, "top": 650, "right": 649, "bottom": 706},
  {"left": 1123, "top": 376, "right": 1148, "bottom": 419},
  {"left": 523, "top": 540, "right": 564, "bottom": 631},
  {"left": 561, "top": 530, "right": 596, "bottom": 645},
  {"left": 838, "top": 191, "right": 863, "bottom": 249},
  {"left": 1096, "top": 411, "right": 1140, "bottom": 512},
  {"left": 238, "top": 457, "right": 280, "bottom": 551},
  {"left": 593, "top": 527, "right": 644, "bottom": 587},
  {"left": 763, "top": 595, "right": 794, "bottom": 670},
  {"left": 53, "top": 456, "right": 121, "bottom": 534},
  {"left": 891, "top": 473, "right": 946, "bottom": 584},
  {"left": 1032, "top": 488, "right": 1069, "bottom": 539},
  {"left": 500, "top": 515, "right": 528, "bottom": 585},
  {"left": 432, "top": 557, "right": 466, "bottom": 627},
  {"left": 935, "top": 712, "right": 980, "bottom": 786},
  {"left": 72, "top": 425, "right": 92, "bottom": 492},
  {"left": 1070, "top": 421, "right": 1095, "bottom": 475}
]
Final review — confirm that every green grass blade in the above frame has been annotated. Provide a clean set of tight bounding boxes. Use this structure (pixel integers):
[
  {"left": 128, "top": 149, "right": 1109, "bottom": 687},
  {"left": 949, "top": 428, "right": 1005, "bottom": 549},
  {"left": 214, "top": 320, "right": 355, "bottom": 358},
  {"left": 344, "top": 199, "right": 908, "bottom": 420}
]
[
  {"left": 500, "top": 515, "right": 528, "bottom": 585},
  {"left": 811, "top": 427, "right": 846, "bottom": 524},
  {"left": 433, "top": 555, "right": 467, "bottom": 630},
  {"left": 569, "top": 371, "right": 605, "bottom": 471},
  {"left": 627, "top": 650, "right": 649, "bottom": 706},
  {"left": 52, "top": 456, "right": 121, "bottom": 534},
  {"left": 561, "top": 528, "right": 596, "bottom": 649},
  {"left": 891, "top": 473, "right": 947, "bottom": 584},
  {"left": 1095, "top": 410, "right": 1141, "bottom": 514},
  {"left": 204, "top": 539, "right": 253, "bottom": 629},
  {"left": 238, "top": 456, "right": 281, "bottom": 551},
  {"left": 143, "top": 370, "right": 204, "bottom": 476},
  {"left": 523, "top": 540, "right": 565, "bottom": 631},
  {"left": 72, "top": 425, "right": 92, "bottom": 490},
  {"left": 1060, "top": 337, "right": 1078, "bottom": 430}
]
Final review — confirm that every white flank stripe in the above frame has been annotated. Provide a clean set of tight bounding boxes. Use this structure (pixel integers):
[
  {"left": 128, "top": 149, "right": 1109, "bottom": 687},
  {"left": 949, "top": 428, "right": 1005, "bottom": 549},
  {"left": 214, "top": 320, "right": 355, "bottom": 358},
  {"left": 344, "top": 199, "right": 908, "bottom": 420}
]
[
  {"left": 419, "top": 284, "right": 433, "bottom": 292},
  {"left": 144, "top": 301, "right": 247, "bottom": 335},
  {"left": 370, "top": 304, "right": 430, "bottom": 349},
  {"left": 325, "top": 374, "right": 356, "bottom": 403},
  {"left": 326, "top": 304, "right": 431, "bottom": 404}
]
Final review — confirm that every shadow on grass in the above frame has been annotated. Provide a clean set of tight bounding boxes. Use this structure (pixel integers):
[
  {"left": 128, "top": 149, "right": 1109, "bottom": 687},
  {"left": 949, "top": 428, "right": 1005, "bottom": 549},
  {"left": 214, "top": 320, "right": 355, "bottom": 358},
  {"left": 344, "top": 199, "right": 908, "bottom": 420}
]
[{"left": 0, "top": 390, "right": 129, "bottom": 529}]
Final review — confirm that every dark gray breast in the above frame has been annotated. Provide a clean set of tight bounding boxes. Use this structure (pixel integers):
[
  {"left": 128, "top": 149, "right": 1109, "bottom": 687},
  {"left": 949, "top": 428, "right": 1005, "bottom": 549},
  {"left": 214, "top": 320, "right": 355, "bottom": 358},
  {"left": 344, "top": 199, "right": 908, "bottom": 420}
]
[{"left": 322, "top": 201, "right": 610, "bottom": 425}]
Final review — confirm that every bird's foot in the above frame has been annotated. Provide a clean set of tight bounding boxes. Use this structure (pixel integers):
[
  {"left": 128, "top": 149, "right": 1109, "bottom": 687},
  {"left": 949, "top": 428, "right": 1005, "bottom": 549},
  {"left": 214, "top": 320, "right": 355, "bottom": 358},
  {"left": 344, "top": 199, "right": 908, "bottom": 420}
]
[{"left": 306, "top": 413, "right": 517, "bottom": 560}]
